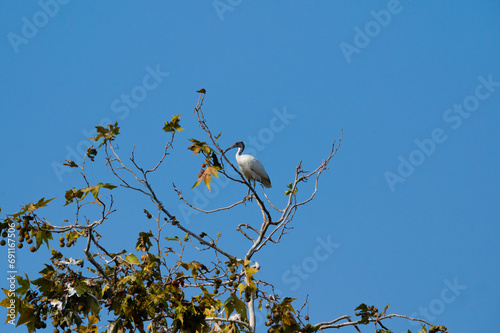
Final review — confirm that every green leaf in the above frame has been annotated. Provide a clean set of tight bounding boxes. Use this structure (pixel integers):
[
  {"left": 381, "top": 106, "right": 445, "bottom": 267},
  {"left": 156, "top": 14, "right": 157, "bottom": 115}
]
[
  {"left": 89, "top": 296, "right": 100, "bottom": 316},
  {"left": 35, "top": 229, "right": 53, "bottom": 250},
  {"left": 89, "top": 182, "right": 117, "bottom": 199},
  {"left": 89, "top": 186, "right": 99, "bottom": 199},
  {"left": 417, "top": 325, "right": 427, "bottom": 333},
  {"left": 39, "top": 264, "right": 56, "bottom": 277},
  {"left": 75, "top": 282, "right": 90, "bottom": 297},
  {"left": 64, "top": 187, "right": 88, "bottom": 206},
  {"left": 66, "top": 231, "right": 80, "bottom": 241},
  {"left": 17, "top": 307, "right": 36, "bottom": 326},
  {"left": 90, "top": 122, "right": 120, "bottom": 148},
  {"left": 223, "top": 294, "right": 247, "bottom": 321},
  {"left": 34, "top": 197, "right": 55, "bottom": 209},
  {"left": 100, "top": 182, "right": 118, "bottom": 190},
  {"left": 163, "top": 114, "right": 184, "bottom": 133},
  {"left": 31, "top": 277, "right": 53, "bottom": 294},
  {"left": 354, "top": 303, "right": 378, "bottom": 324},
  {"left": 188, "top": 139, "right": 210, "bottom": 155},
  {"left": 284, "top": 182, "right": 298, "bottom": 195},
  {"left": 117, "top": 275, "right": 135, "bottom": 288},
  {"left": 10, "top": 197, "right": 55, "bottom": 217},
  {"left": 15, "top": 275, "right": 30, "bottom": 295},
  {"left": 136, "top": 231, "right": 153, "bottom": 252},
  {"left": 125, "top": 253, "right": 140, "bottom": 265},
  {"left": 65, "top": 183, "right": 116, "bottom": 205}
]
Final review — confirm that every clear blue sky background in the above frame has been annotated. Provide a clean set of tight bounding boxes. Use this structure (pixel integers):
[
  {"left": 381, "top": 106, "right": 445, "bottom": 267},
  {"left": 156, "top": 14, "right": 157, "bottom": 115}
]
[{"left": 1, "top": 1, "right": 499, "bottom": 332}]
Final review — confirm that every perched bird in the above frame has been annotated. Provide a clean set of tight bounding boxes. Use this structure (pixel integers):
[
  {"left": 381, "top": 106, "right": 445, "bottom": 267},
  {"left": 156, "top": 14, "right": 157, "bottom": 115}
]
[{"left": 225, "top": 141, "right": 271, "bottom": 189}]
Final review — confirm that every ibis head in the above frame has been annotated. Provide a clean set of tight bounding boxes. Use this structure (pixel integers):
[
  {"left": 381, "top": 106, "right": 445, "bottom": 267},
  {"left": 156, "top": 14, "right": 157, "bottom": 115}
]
[{"left": 226, "top": 141, "right": 271, "bottom": 188}]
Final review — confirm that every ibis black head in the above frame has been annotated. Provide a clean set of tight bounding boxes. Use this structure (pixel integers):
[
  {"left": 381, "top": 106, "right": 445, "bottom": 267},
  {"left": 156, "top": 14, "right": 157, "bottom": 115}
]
[{"left": 225, "top": 141, "right": 245, "bottom": 153}]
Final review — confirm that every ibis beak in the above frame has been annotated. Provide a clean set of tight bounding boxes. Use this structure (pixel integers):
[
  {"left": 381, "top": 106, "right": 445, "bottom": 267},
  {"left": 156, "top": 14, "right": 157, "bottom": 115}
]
[{"left": 224, "top": 144, "right": 237, "bottom": 153}]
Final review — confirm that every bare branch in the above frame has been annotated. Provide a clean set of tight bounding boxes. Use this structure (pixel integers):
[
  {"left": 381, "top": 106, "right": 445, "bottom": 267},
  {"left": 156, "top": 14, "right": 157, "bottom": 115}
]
[
  {"left": 236, "top": 223, "right": 260, "bottom": 242},
  {"left": 84, "top": 230, "right": 112, "bottom": 287},
  {"left": 191, "top": 92, "right": 273, "bottom": 228},
  {"left": 173, "top": 183, "right": 246, "bottom": 213},
  {"left": 205, "top": 317, "right": 252, "bottom": 331},
  {"left": 145, "top": 132, "right": 175, "bottom": 174},
  {"left": 317, "top": 313, "right": 432, "bottom": 329},
  {"left": 262, "top": 190, "right": 283, "bottom": 212},
  {"left": 252, "top": 132, "right": 343, "bottom": 255}
]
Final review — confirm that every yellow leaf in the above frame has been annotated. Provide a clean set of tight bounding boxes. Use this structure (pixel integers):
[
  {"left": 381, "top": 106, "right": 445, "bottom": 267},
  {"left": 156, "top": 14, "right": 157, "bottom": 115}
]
[
  {"left": 102, "top": 284, "right": 110, "bottom": 295},
  {"left": 192, "top": 178, "right": 203, "bottom": 189},
  {"left": 204, "top": 174, "right": 211, "bottom": 192},
  {"left": 238, "top": 283, "right": 245, "bottom": 296},
  {"left": 88, "top": 315, "right": 99, "bottom": 325},
  {"left": 246, "top": 267, "right": 259, "bottom": 276},
  {"left": 207, "top": 166, "right": 219, "bottom": 178}
]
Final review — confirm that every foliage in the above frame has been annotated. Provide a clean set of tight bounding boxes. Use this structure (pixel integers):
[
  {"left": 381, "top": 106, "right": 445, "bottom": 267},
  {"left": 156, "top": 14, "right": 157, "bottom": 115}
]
[
  {"left": 163, "top": 115, "right": 184, "bottom": 133},
  {"left": 0, "top": 91, "right": 448, "bottom": 333}
]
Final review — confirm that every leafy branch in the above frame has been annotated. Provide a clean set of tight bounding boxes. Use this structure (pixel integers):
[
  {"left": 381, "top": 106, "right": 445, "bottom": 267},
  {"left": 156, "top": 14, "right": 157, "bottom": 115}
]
[{"left": 0, "top": 90, "right": 448, "bottom": 333}]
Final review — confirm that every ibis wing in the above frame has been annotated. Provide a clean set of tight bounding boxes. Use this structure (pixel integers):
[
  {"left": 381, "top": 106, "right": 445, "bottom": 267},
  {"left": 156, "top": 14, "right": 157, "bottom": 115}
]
[{"left": 249, "top": 158, "right": 272, "bottom": 188}]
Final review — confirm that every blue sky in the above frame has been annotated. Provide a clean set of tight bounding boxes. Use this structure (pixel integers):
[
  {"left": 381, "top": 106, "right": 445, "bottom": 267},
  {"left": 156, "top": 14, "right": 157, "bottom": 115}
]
[{"left": 1, "top": 1, "right": 499, "bottom": 332}]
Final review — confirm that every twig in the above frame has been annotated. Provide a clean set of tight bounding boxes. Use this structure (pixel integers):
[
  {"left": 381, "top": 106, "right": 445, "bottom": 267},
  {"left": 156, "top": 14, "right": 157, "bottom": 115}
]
[
  {"left": 173, "top": 183, "right": 246, "bottom": 213},
  {"left": 316, "top": 313, "right": 431, "bottom": 329},
  {"left": 205, "top": 317, "right": 252, "bottom": 331}
]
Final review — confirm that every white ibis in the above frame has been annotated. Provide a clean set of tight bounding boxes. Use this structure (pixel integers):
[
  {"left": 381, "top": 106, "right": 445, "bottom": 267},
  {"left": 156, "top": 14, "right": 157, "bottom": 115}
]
[{"left": 225, "top": 141, "right": 271, "bottom": 189}]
